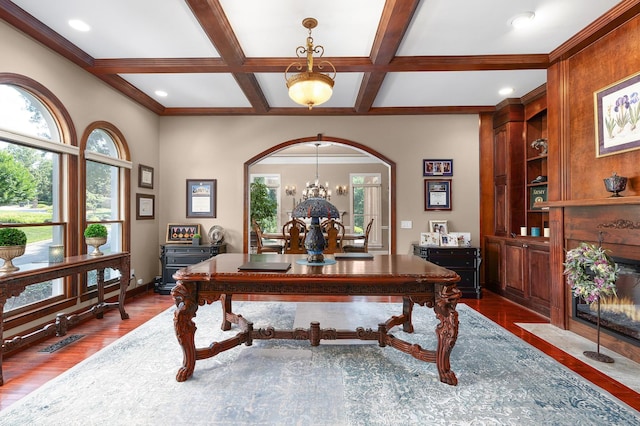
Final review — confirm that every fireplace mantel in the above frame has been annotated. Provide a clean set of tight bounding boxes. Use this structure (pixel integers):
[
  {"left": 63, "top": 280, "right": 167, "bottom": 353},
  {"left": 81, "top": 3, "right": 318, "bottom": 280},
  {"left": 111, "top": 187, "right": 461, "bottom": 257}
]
[{"left": 538, "top": 196, "right": 640, "bottom": 209}]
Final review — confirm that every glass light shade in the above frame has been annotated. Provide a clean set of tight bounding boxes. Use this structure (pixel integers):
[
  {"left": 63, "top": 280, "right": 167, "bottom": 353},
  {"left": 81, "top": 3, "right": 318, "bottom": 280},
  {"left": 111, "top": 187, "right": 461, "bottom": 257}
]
[
  {"left": 49, "top": 245, "right": 64, "bottom": 263},
  {"left": 287, "top": 72, "right": 334, "bottom": 108}
]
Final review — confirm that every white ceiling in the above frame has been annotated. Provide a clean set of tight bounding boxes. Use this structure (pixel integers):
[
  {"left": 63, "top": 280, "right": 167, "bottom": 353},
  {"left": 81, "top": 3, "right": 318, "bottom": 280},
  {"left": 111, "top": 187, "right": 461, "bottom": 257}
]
[{"left": 5, "top": 0, "right": 624, "bottom": 113}]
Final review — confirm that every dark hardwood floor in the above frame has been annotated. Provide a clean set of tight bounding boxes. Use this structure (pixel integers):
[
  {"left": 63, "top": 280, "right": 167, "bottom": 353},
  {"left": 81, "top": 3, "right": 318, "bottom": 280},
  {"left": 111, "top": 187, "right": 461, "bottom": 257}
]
[{"left": 1, "top": 289, "right": 638, "bottom": 412}]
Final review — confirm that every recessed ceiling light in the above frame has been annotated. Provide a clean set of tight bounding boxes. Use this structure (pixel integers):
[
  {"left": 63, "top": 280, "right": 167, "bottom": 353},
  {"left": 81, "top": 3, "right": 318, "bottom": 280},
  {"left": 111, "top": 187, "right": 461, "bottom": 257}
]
[
  {"left": 68, "top": 19, "right": 90, "bottom": 32},
  {"left": 510, "top": 12, "right": 535, "bottom": 29},
  {"left": 499, "top": 87, "right": 515, "bottom": 96},
  {"left": 154, "top": 90, "right": 168, "bottom": 97}
]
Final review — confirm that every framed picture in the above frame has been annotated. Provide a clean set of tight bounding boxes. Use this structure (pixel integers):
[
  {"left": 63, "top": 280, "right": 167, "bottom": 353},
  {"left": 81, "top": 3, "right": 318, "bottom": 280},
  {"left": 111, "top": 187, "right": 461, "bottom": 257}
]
[
  {"left": 440, "top": 233, "right": 459, "bottom": 247},
  {"left": 424, "top": 179, "right": 452, "bottom": 210},
  {"left": 138, "top": 164, "right": 154, "bottom": 189},
  {"left": 423, "top": 159, "right": 453, "bottom": 177},
  {"left": 135, "top": 193, "right": 155, "bottom": 220},
  {"left": 166, "top": 223, "right": 201, "bottom": 243},
  {"left": 187, "top": 179, "right": 217, "bottom": 218},
  {"left": 420, "top": 232, "right": 440, "bottom": 246},
  {"left": 428, "top": 220, "right": 448, "bottom": 235},
  {"left": 594, "top": 71, "right": 640, "bottom": 157},
  {"left": 448, "top": 232, "right": 471, "bottom": 247}
]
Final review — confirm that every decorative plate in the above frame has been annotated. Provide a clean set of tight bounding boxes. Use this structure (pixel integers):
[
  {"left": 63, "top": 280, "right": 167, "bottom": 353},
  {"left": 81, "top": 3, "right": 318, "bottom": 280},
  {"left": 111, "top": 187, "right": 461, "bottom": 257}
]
[{"left": 208, "top": 225, "right": 225, "bottom": 244}]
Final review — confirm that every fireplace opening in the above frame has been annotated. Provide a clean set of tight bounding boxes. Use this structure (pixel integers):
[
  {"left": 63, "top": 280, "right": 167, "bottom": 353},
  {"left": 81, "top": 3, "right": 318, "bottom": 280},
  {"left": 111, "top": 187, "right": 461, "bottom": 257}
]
[{"left": 573, "top": 256, "right": 640, "bottom": 346}]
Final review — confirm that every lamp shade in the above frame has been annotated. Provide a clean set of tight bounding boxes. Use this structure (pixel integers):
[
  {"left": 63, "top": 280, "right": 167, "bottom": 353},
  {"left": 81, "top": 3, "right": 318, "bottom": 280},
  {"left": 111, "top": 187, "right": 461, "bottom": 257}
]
[
  {"left": 287, "top": 72, "right": 334, "bottom": 108},
  {"left": 292, "top": 197, "right": 339, "bottom": 220}
]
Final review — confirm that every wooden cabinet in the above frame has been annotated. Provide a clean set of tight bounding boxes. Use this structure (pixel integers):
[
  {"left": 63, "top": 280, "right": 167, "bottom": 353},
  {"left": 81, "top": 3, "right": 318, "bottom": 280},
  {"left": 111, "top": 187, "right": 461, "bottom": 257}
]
[
  {"left": 413, "top": 245, "right": 481, "bottom": 298},
  {"left": 503, "top": 238, "right": 550, "bottom": 316},
  {"left": 159, "top": 244, "right": 227, "bottom": 295}
]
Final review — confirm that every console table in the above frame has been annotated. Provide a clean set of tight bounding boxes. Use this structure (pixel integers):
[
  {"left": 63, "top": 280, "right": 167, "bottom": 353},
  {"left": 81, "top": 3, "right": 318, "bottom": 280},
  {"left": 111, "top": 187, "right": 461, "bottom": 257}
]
[
  {"left": 159, "top": 244, "right": 227, "bottom": 295},
  {"left": 0, "top": 252, "right": 130, "bottom": 385},
  {"left": 413, "top": 245, "right": 481, "bottom": 298},
  {"left": 171, "top": 253, "right": 461, "bottom": 385}
]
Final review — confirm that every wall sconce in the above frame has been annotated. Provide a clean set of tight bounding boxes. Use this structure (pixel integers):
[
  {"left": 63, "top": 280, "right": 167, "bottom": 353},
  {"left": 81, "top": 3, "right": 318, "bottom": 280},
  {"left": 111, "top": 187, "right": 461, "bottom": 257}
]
[
  {"left": 335, "top": 185, "right": 348, "bottom": 196},
  {"left": 285, "top": 185, "right": 296, "bottom": 196},
  {"left": 49, "top": 245, "right": 64, "bottom": 263}
]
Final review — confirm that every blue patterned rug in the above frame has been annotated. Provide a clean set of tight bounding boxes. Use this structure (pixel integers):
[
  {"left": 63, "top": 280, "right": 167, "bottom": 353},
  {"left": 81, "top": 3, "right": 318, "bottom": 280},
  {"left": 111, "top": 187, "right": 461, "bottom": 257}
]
[{"left": 0, "top": 302, "right": 638, "bottom": 425}]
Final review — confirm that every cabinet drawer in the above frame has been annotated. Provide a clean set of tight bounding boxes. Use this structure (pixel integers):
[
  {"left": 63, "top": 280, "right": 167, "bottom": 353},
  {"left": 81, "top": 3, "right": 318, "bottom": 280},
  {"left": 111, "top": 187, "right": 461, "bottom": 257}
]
[
  {"left": 164, "top": 247, "right": 212, "bottom": 255},
  {"left": 428, "top": 256, "right": 476, "bottom": 268},
  {"left": 428, "top": 248, "right": 477, "bottom": 257},
  {"left": 165, "top": 254, "right": 212, "bottom": 265}
]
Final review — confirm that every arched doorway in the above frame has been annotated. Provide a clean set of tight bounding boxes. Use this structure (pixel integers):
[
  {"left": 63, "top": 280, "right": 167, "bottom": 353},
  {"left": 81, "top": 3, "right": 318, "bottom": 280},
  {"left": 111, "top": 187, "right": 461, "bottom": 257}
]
[{"left": 243, "top": 135, "right": 396, "bottom": 253}]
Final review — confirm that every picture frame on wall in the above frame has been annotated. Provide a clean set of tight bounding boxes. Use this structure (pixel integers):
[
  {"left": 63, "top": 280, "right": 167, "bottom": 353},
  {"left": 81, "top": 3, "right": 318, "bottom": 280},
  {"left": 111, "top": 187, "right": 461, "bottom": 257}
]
[
  {"left": 424, "top": 179, "right": 452, "bottom": 211},
  {"left": 594, "top": 71, "right": 640, "bottom": 157},
  {"left": 187, "top": 179, "right": 217, "bottom": 218},
  {"left": 423, "top": 159, "right": 453, "bottom": 177},
  {"left": 138, "top": 164, "right": 154, "bottom": 189},
  {"left": 135, "top": 193, "right": 155, "bottom": 220},
  {"left": 166, "top": 223, "right": 201, "bottom": 243}
]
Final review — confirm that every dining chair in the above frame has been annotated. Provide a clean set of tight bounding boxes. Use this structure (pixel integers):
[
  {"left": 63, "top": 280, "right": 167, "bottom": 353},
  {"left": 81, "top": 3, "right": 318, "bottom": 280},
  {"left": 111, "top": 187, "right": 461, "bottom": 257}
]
[
  {"left": 343, "top": 218, "right": 374, "bottom": 253},
  {"left": 282, "top": 218, "right": 307, "bottom": 254},
  {"left": 252, "top": 218, "right": 282, "bottom": 254},
  {"left": 321, "top": 219, "right": 345, "bottom": 254}
]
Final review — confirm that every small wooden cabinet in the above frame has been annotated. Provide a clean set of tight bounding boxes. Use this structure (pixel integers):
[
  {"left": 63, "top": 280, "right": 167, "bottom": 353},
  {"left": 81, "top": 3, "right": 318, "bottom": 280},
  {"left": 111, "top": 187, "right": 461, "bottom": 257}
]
[
  {"left": 159, "top": 244, "right": 227, "bottom": 295},
  {"left": 413, "top": 245, "right": 481, "bottom": 298}
]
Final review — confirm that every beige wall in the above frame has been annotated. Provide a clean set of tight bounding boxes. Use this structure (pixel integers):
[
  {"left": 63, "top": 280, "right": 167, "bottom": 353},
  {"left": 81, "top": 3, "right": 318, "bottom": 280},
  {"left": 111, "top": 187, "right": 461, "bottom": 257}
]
[
  {"left": 1, "top": 21, "right": 160, "bottom": 294},
  {"left": 159, "top": 115, "right": 480, "bottom": 255},
  {"left": 2, "top": 18, "right": 481, "bottom": 291}
]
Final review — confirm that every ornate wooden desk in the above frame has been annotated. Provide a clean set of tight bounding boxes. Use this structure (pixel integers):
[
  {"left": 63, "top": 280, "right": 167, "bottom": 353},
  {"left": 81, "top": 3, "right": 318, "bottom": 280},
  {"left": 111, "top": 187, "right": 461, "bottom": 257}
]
[
  {"left": 172, "top": 253, "right": 462, "bottom": 385},
  {"left": 0, "top": 253, "right": 130, "bottom": 385}
]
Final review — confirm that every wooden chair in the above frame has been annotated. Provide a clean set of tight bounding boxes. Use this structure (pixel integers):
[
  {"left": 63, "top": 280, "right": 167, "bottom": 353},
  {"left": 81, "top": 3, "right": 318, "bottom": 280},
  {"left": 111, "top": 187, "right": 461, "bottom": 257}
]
[
  {"left": 343, "top": 218, "right": 374, "bottom": 253},
  {"left": 252, "top": 219, "right": 282, "bottom": 254},
  {"left": 282, "top": 218, "right": 307, "bottom": 254},
  {"left": 321, "top": 219, "right": 345, "bottom": 254}
]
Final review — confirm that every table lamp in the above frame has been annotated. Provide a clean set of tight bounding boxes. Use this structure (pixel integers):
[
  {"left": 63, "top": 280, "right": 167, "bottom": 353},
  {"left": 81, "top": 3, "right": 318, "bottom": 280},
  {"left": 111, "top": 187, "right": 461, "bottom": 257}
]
[{"left": 292, "top": 197, "right": 339, "bottom": 263}]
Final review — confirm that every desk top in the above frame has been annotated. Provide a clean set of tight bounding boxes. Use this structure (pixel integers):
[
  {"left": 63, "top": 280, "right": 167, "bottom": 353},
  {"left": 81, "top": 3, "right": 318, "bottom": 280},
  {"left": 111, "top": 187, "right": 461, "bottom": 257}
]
[{"left": 174, "top": 253, "right": 459, "bottom": 285}]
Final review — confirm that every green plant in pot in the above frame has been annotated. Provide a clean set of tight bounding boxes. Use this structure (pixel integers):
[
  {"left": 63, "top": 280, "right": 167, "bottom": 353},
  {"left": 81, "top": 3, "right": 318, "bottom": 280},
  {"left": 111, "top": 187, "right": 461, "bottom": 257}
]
[
  {"left": 84, "top": 223, "right": 108, "bottom": 256},
  {"left": 0, "top": 228, "right": 27, "bottom": 272},
  {"left": 250, "top": 181, "right": 278, "bottom": 250}
]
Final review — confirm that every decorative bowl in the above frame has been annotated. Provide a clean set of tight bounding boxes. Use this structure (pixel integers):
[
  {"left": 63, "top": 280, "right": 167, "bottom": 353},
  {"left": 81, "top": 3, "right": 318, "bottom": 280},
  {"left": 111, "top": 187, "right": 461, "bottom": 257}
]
[{"left": 603, "top": 172, "right": 627, "bottom": 197}]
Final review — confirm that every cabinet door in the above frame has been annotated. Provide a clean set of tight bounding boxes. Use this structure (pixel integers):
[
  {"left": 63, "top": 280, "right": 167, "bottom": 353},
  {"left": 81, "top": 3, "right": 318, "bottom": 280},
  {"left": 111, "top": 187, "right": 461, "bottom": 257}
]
[
  {"left": 484, "top": 237, "right": 502, "bottom": 291},
  {"left": 504, "top": 242, "right": 525, "bottom": 295},
  {"left": 527, "top": 244, "right": 550, "bottom": 313}
]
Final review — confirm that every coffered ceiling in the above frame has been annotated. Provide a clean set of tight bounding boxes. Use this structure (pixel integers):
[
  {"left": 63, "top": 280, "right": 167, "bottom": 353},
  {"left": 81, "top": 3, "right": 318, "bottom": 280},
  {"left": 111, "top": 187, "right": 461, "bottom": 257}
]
[{"left": 1, "top": 0, "right": 632, "bottom": 116}]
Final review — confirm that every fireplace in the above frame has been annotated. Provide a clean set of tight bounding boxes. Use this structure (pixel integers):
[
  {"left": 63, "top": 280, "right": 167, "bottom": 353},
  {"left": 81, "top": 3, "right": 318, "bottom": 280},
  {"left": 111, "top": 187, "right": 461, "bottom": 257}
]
[{"left": 573, "top": 256, "right": 640, "bottom": 346}]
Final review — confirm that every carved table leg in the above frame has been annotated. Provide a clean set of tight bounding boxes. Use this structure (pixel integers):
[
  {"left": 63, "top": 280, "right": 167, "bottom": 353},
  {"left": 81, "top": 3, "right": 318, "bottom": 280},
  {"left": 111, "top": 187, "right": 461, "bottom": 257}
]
[
  {"left": 96, "top": 269, "right": 105, "bottom": 319},
  {"left": 220, "top": 293, "right": 232, "bottom": 331},
  {"left": 171, "top": 282, "right": 198, "bottom": 382},
  {"left": 118, "top": 259, "right": 130, "bottom": 320},
  {"left": 402, "top": 296, "right": 414, "bottom": 333},
  {"left": 434, "top": 284, "right": 461, "bottom": 385}
]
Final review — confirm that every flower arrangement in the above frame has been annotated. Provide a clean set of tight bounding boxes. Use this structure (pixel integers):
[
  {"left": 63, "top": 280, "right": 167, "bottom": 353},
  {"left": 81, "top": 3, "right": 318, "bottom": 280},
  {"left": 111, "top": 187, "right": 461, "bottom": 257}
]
[{"left": 563, "top": 242, "right": 619, "bottom": 303}]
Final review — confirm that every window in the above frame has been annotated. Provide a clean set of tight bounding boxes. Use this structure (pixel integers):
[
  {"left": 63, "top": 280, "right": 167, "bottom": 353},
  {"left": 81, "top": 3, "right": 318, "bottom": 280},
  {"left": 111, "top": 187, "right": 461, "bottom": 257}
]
[
  {"left": 350, "top": 173, "right": 381, "bottom": 247},
  {"left": 81, "top": 123, "right": 131, "bottom": 288},
  {"left": 249, "top": 174, "right": 281, "bottom": 233},
  {"left": 0, "top": 82, "right": 70, "bottom": 312}
]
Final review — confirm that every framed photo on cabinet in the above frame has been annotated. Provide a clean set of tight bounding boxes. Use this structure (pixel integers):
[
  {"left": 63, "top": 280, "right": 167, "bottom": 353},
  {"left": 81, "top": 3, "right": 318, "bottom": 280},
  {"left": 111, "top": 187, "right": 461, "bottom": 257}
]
[
  {"left": 166, "top": 224, "right": 201, "bottom": 243},
  {"left": 424, "top": 179, "right": 452, "bottom": 210},
  {"left": 186, "top": 179, "right": 217, "bottom": 218}
]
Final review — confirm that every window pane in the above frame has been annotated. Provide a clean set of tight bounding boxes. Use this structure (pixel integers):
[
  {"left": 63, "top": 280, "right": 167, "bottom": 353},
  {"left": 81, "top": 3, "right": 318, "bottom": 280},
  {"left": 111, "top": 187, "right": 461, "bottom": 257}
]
[
  {"left": 3, "top": 279, "right": 64, "bottom": 313},
  {"left": 0, "top": 84, "right": 59, "bottom": 141},
  {"left": 87, "top": 129, "right": 118, "bottom": 157},
  {"left": 86, "top": 161, "right": 118, "bottom": 221}
]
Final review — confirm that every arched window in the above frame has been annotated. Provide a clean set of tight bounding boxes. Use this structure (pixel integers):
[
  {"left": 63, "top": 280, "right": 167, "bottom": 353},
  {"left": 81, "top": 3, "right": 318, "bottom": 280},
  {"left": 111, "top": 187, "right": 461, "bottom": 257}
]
[
  {"left": 80, "top": 122, "right": 131, "bottom": 290},
  {"left": 0, "top": 75, "right": 78, "bottom": 313}
]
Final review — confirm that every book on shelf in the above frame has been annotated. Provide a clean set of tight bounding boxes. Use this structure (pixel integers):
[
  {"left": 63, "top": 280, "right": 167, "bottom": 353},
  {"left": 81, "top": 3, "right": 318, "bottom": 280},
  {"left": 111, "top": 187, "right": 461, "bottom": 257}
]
[{"left": 530, "top": 185, "right": 548, "bottom": 210}]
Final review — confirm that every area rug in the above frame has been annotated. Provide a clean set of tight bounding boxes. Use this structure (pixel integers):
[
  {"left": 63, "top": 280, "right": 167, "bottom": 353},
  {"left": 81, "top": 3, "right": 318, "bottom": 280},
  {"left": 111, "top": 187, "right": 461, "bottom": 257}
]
[{"left": 0, "top": 302, "right": 638, "bottom": 426}]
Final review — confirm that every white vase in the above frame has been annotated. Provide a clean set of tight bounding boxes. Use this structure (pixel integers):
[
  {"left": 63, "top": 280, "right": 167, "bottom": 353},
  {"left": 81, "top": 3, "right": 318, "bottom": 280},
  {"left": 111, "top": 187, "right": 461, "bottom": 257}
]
[
  {"left": 86, "top": 237, "right": 107, "bottom": 256},
  {"left": 0, "top": 245, "right": 26, "bottom": 272}
]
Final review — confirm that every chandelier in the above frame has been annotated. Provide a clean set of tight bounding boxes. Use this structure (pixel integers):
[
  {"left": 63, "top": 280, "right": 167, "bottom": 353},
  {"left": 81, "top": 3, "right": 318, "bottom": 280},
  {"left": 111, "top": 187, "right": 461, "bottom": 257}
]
[
  {"left": 285, "top": 18, "right": 336, "bottom": 110},
  {"left": 301, "top": 139, "right": 331, "bottom": 201}
]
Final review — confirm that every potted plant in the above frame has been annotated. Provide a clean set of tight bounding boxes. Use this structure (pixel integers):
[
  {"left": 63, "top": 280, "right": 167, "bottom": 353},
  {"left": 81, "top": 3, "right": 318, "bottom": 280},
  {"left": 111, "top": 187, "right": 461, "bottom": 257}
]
[
  {"left": 249, "top": 181, "right": 277, "bottom": 249},
  {"left": 84, "top": 223, "right": 108, "bottom": 256},
  {"left": 0, "top": 228, "right": 27, "bottom": 272},
  {"left": 192, "top": 233, "right": 201, "bottom": 246}
]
